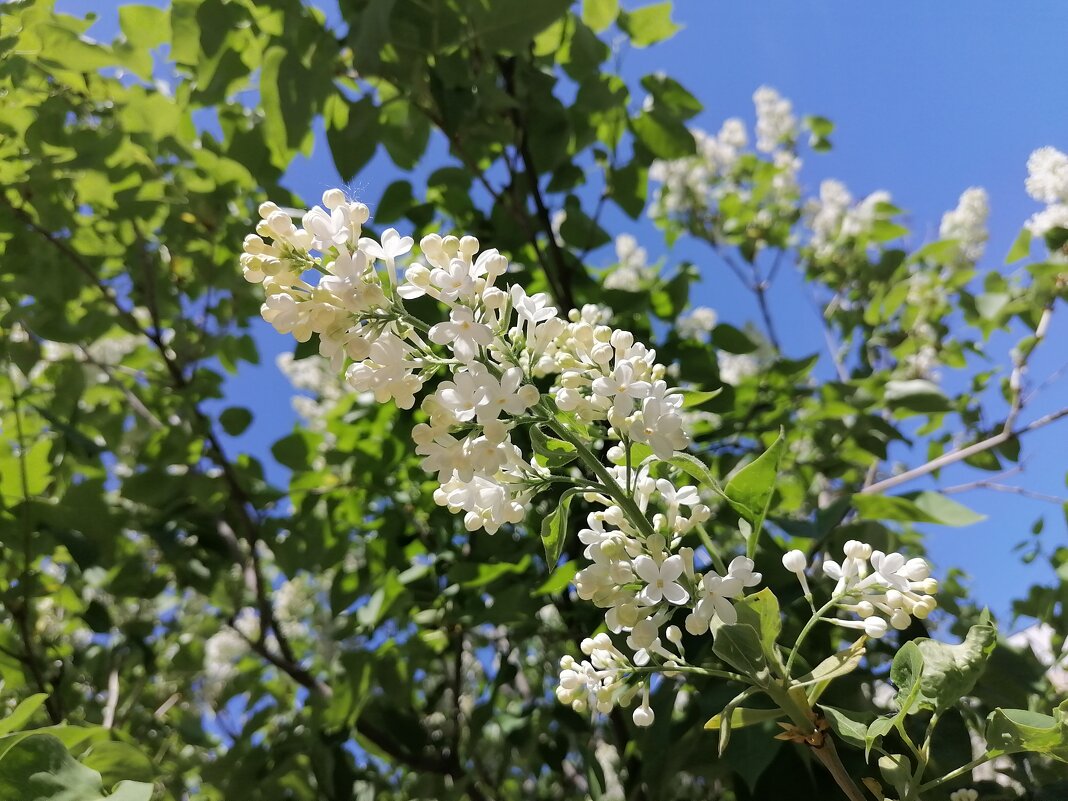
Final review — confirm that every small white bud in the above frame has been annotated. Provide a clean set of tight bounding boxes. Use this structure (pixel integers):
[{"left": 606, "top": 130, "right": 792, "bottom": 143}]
[
  {"left": 632, "top": 704, "right": 655, "bottom": 727},
  {"left": 685, "top": 612, "right": 709, "bottom": 636},
  {"left": 322, "top": 188, "right": 346, "bottom": 209},
  {"left": 863, "top": 617, "right": 888, "bottom": 638},
  {"left": 782, "top": 550, "right": 807, "bottom": 573},
  {"left": 666, "top": 625, "right": 683, "bottom": 644}
]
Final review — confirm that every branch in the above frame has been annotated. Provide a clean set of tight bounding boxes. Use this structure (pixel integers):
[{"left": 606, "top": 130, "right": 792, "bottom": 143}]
[
  {"left": 862, "top": 305, "right": 1059, "bottom": 496},
  {"left": 942, "top": 480, "right": 1064, "bottom": 505},
  {"left": 499, "top": 56, "right": 577, "bottom": 311}
]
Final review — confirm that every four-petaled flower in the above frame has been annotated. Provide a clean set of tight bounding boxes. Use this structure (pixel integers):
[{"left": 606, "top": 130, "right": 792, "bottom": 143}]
[{"left": 634, "top": 554, "right": 689, "bottom": 605}]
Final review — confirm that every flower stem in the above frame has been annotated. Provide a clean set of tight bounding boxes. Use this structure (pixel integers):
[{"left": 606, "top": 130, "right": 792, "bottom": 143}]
[
  {"left": 539, "top": 405, "right": 659, "bottom": 542},
  {"left": 784, "top": 597, "right": 839, "bottom": 675},
  {"left": 917, "top": 755, "right": 993, "bottom": 793}
]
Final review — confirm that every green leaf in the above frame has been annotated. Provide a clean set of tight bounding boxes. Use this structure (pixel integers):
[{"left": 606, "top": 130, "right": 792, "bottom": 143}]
[
  {"left": 259, "top": 45, "right": 289, "bottom": 165},
  {"left": 724, "top": 429, "right": 785, "bottom": 556},
  {"left": 711, "top": 323, "right": 758, "bottom": 354},
  {"left": 680, "top": 388, "right": 723, "bottom": 408},
  {"left": 984, "top": 700, "right": 1068, "bottom": 761},
  {"left": 460, "top": 557, "right": 531, "bottom": 588},
  {"left": 704, "top": 704, "right": 780, "bottom": 733},
  {"left": 219, "top": 407, "right": 252, "bottom": 436},
  {"left": 710, "top": 618, "right": 767, "bottom": 682},
  {"left": 541, "top": 489, "right": 579, "bottom": 569},
  {"left": 796, "top": 638, "right": 867, "bottom": 689},
  {"left": 119, "top": 5, "right": 170, "bottom": 49},
  {"left": 640, "top": 73, "right": 702, "bottom": 120},
  {"left": 884, "top": 379, "right": 951, "bottom": 413},
  {"left": 1006, "top": 228, "right": 1032, "bottom": 263},
  {"left": 618, "top": 2, "right": 682, "bottom": 47},
  {"left": 897, "top": 621, "right": 997, "bottom": 715},
  {"left": 911, "top": 491, "right": 986, "bottom": 526},
  {"left": 325, "top": 95, "right": 379, "bottom": 182},
  {"left": 878, "top": 753, "right": 912, "bottom": 798},
  {"left": 529, "top": 425, "right": 578, "bottom": 468},
  {"left": 375, "top": 180, "right": 415, "bottom": 223},
  {"left": 532, "top": 561, "right": 579, "bottom": 595},
  {"left": 0, "top": 733, "right": 153, "bottom": 800},
  {"left": 853, "top": 492, "right": 984, "bottom": 527},
  {"left": 465, "top": 0, "right": 572, "bottom": 51},
  {"left": 820, "top": 707, "right": 870, "bottom": 750},
  {"left": 582, "top": 0, "right": 619, "bottom": 33},
  {"left": 733, "top": 589, "right": 782, "bottom": 671},
  {"left": 667, "top": 453, "right": 726, "bottom": 499},
  {"left": 607, "top": 160, "right": 647, "bottom": 219},
  {"left": 1, "top": 438, "right": 51, "bottom": 502},
  {"left": 0, "top": 695, "right": 48, "bottom": 737},
  {"left": 630, "top": 109, "right": 695, "bottom": 159}
]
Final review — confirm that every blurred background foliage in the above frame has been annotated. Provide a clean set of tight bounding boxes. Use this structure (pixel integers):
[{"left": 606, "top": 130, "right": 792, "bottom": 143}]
[{"left": 0, "top": 0, "right": 1065, "bottom": 799}]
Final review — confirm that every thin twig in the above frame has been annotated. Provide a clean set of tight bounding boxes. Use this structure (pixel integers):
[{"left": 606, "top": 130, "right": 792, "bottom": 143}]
[
  {"left": 102, "top": 666, "right": 120, "bottom": 729},
  {"left": 942, "top": 480, "right": 1064, "bottom": 504},
  {"left": 862, "top": 305, "right": 1058, "bottom": 495}
]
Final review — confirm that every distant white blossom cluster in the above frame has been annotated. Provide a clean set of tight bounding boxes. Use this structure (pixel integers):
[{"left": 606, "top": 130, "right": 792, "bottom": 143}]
[
  {"left": 782, "top": 541, "right": 937, "bottom": 638},
  {"left": 648, "top": 87, "right": 800, "bottom": 224},
  {"left": 804, "top": 179, "right": 895, "bottom": 259},
  {"left": 939, "top": 187, "right": 990, "bottom": 262},
  {"left": 753, "top": 85, "right": 797, "bottom": 153},
  {"left": 276, "top": 351, "right": 347, "bottom": 430},
  {"left": 1025, "top": 146, "right": 1068, "bottom": 249},
  {"left": 604, "top": 234, "right": 656, "bottom": 292}
]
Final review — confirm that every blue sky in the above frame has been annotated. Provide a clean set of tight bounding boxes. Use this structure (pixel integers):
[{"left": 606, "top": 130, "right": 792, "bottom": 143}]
[{"left": 62, "top": 0, "right": 1068, "bottom": 621}]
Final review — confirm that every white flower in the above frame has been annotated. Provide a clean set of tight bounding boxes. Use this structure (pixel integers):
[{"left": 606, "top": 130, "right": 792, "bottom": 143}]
[
  {"left": 939, "top": 187, "right": 989, "bottom": 262},
  {"left": 696, "top": 572, "right": 743, "bottom": 625},
  {"left": 429, "top": 307, "right": 494, "bottom": 362},
  {"left": 676, "top": 306, "right": 718, "bottom": 340},
  {"left": 1025, "top": 146, "right": 1068, "bottom": 204},
  {"left": 360, "top": 227, "right": 414, "bottom": 285},
  {"left": 1027, "top": 203, "right": 1068, "bottom": 239},
  {"left": 630, "top": 396, "right": 690, "bottom": 459},
  {"left": 753, "top": 86, "right": 796, "bottom": 153},
  {"left": 634, "top": 554, "right": 689, "bottom": 605}
]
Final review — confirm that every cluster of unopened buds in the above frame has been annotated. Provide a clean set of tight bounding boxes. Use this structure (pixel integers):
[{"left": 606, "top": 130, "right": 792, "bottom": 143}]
[
  {"left": 241, "top": 188, "right": 939, "bottom": 730},
  {"left": 782, "top": 540, "right": 937, "bottom": 638}
]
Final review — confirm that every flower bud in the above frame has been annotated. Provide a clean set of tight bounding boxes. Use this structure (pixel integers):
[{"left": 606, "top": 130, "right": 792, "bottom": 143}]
[
  {"left": 632, "top": 704, "right": 655, "bottom": 727},
  {"left": 863, "top": 617, "right": 888, "bottom": 638},
  {"left": 685, "top": 612, "right": 709, "bottom": 636},
  {"left": 666, "top": 625, "right": 682, "bottom": 644},
  {"left": 782, "top": 550, "right": 807, "bottom": 573},
  {"left": 890, "top": 609, "right": 911, "bottom": 630},
  {"left": 322, "top": 188, "right": 346, "bottom": 209},
  {"left": 903, "top": 558, "right": 930, "bottom": 581}
]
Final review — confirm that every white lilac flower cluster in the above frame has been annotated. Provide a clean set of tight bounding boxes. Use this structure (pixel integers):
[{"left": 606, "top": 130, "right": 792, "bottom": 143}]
[
  {"left": 939, "top": 187, "right": 990, "bottom": 263},
  {"left": 753, "top": 85, "right": 797, "bottom": 153},
  {"left": 675, "top": 306, "right": 718, "bottom": 341},
  {"left": 242, "top": 190, "right": 763, "bottom": 726},
  {"left": 648, "top": 87, "right": 800, "bottom": 223},
  {"left": 603, "top": 234, "right": 656, "bottom": 292},
  {"left": 1025, "top": 146, "right": 1068, "bottom": 252},
  {"left": 782, "top": 541, "right": 937, "bottom": 639},
  {"left": 804, "top": 179, "right": 895, "bottom": 260}
]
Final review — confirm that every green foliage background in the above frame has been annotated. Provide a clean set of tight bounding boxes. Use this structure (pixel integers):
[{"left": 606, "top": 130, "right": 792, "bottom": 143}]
[{"left": 0, "top": 1, "right": 1065, "bottom": 799}]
